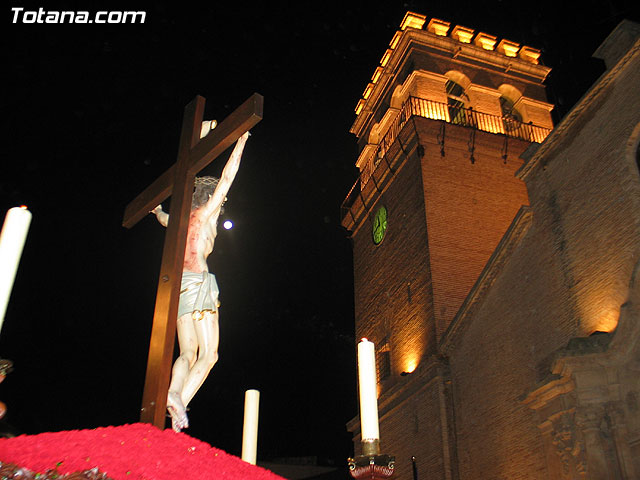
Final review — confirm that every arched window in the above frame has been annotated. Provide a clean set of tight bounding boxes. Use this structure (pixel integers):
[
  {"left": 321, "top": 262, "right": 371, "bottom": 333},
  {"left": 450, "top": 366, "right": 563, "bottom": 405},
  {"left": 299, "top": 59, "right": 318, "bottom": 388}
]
[
  {"left": 445, "top": 79, "right": 469, "bottom": 125},
  {"left": 498, "top": 85, "right": 526, "bottom": 135},
  {"left": 500, "top": 95, "right": 523, "bottom": 132}
]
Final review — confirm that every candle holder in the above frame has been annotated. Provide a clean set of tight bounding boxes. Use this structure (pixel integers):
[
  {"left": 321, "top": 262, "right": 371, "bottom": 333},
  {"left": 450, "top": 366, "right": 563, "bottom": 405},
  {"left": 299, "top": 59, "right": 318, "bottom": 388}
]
[
  {"left": 348, "top": 439, "right": 395, "bottom": 479},
  {"left": 0, "top": 359, "right": 13, "bottom": 421},
  {"left": 0, "top": 359, "right": 13, "bottom": 376}
]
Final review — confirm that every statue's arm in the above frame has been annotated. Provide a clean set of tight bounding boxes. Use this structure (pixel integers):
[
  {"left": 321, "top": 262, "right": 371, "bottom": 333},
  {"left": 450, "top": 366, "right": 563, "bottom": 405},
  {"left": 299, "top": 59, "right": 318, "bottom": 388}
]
[
  {"left": 151, "top": 205, "right": 169, "bottom": 227},
  {"left": 201, "top": 131, "right": 249, "bottom": 219}
]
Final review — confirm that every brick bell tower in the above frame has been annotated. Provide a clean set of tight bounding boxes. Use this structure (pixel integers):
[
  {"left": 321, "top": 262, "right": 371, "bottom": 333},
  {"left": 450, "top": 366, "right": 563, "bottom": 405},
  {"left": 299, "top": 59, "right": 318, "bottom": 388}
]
[{"left": 342, "top": 12, "right": 553, "bottom": 479}]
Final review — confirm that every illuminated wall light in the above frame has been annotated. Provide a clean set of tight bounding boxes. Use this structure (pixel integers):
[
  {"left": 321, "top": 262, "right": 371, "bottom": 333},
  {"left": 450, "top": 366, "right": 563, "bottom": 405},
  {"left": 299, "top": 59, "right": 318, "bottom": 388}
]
[
  {"left": 380, "top": 49, "right": 392, "bottom": 67},
  {"left": 596, "top": 314, "right": 619, "bottom": 333},
  {"left": 518, "top": 46, "right": 541, "bottom": 64},
  {"left": 355, "top": 99, "right": 365, "bottom": 115},
  {"left": 450, "top": 25, "right": 474, "bottom": 43},
  {"left": 399, "top": 11, "right": 426, "bottom": 31},
  {"left": 586, "top": 299, "right": 620, "bottom": 333},
  {"left": 474, "top": 32, "right": 497, "bottom": 51},
  {"left": 426, "top": 18, "right": 451, "bottom": 36},
  {"left": 389, "top": 31, "right": 402, "bottom": 49},
  {"left": 404, "top": 359, "right": 418, "bottom": 374},
  {"left": 363, "top": 84, "right": 374, "bottom": 100},
  {"left": 371, "top": 67, "right": 383, "bottom": 84},
  {"left": 497, "top": 39, "right": 520, "bottom": 57}
]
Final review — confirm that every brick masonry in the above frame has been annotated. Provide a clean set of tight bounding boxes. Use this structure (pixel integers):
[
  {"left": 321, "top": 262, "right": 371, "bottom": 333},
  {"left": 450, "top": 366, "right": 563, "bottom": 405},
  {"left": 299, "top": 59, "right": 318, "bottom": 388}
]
[
  {"left": 415, "top": 118, "right": 531, "bottom": 341},
  {"left": 348, "top": 19, "right": 640, "bottom": 480},
  {"left": 352, "top": 148, "right": 437, "bottom": 377},
  {"left": 350, "top": 118, "right": 534, "bottom": 479},
  {"left": 447, "top": 44, "right": 640, "bottom": 476}
]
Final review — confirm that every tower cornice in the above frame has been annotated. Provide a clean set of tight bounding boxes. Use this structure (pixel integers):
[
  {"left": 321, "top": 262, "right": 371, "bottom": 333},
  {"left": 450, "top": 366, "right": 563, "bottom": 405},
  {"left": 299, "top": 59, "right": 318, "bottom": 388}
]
[{"left": 351, "top": 12, "right": 551, "bottom": 139}]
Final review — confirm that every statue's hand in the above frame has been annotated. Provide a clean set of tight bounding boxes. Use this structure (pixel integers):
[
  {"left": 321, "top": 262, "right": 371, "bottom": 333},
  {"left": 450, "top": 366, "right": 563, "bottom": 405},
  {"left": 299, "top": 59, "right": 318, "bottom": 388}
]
[{"left": 151, "top": 205, "right": 169, "bottom": 227}]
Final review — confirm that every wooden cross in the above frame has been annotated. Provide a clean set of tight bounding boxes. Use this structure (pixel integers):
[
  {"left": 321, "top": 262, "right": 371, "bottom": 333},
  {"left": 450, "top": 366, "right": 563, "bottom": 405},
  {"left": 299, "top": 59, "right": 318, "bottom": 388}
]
[{"left": 123, "top": 93, "right": 263, "bottom": 428}]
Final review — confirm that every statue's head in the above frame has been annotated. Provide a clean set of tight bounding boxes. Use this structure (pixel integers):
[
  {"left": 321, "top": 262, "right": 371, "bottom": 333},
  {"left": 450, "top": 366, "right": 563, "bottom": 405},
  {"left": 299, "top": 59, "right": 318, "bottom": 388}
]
[{"left": 192, "top": 176, "right": 219, "bottom": 210}]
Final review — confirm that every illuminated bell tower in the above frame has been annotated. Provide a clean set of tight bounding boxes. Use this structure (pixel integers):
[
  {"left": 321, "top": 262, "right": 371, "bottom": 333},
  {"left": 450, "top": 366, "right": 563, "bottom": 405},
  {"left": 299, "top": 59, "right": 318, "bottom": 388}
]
[{"left": 342, "top": 12, "right": 553, "bottom": 479}]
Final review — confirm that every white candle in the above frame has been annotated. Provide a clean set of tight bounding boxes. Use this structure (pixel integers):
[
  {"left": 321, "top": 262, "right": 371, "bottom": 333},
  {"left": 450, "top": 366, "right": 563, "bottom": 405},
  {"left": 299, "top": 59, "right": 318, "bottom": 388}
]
[
  {"left": 357, "top": 338, "right": 380, "bottom": 441},
  {"left": 0, "top": 206, "right": 32, "bottom": 332},
  {"left": 241, "top": 389, "right": 260, "bottom": 464}
]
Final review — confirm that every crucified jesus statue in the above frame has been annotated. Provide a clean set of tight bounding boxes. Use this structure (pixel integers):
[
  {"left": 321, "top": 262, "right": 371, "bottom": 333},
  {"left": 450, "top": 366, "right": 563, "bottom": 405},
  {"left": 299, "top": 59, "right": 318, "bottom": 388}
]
[{"left": 151, "top": 129, "right": 249, "bottom": 432}]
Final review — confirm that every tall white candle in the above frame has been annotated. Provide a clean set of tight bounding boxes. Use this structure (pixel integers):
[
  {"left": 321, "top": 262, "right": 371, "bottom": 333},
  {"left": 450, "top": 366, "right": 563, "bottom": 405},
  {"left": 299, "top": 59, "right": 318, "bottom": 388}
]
[
  {"left": 357, "top": 338, "right": 380, "bottom": 441},
  {"left": 241, "top": 389, "right": 260, "bottom": 465},
  {"left": 0, "top": 206, "right": 32, "bottom": 332}
]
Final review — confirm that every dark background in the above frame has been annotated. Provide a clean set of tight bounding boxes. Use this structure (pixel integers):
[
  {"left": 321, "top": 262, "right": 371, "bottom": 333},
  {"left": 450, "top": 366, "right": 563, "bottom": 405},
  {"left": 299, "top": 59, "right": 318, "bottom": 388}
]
[{"left": 2, "top": 0, "right": 638, "bottom": 469}]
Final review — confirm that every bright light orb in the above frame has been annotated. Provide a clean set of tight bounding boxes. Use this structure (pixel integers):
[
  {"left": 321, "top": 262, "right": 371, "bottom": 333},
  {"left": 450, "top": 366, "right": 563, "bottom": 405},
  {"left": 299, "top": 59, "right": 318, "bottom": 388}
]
[{"left": 223, "top": 220, "right": 233, "bottom": 230}]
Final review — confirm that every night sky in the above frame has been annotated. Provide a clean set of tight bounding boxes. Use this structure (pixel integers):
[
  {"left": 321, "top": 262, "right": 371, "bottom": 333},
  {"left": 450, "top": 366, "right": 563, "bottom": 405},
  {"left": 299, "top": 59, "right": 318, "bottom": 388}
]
[{"left": 2, "top": 0, "right": 638, "bottom": 469}]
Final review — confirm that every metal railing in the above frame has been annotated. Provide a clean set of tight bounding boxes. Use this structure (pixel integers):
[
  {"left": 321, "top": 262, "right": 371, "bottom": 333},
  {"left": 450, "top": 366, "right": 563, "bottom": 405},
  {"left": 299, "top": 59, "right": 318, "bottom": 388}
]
[{"left": 341, "top": 96, "right": 552, "bottom": 224}]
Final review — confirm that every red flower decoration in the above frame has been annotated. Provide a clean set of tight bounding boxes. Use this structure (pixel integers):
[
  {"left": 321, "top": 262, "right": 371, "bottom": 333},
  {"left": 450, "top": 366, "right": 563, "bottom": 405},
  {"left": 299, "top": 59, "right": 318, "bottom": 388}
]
[{"left": 0, "top": 423, "right": 284, "bottom": 480}]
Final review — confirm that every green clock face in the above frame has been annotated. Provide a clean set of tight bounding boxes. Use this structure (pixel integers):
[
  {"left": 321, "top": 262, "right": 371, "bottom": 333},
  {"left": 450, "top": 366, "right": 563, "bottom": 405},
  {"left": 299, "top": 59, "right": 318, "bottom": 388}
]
[{"left": 372, "top": 205, "right": 388, "bottom": 245}]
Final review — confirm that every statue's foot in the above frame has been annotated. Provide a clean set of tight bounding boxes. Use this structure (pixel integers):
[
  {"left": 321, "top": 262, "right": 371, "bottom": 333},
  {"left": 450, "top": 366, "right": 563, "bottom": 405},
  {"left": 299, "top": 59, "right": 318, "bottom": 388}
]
[{"left": 167, "top": 391, "right": 189, "bottom": 432}]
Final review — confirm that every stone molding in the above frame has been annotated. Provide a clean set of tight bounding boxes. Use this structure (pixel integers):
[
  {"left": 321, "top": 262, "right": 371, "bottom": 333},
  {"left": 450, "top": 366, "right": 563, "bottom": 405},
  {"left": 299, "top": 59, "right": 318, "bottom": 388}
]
[{"left": 521, "top": 260, "right": 640, "bottom": 478}]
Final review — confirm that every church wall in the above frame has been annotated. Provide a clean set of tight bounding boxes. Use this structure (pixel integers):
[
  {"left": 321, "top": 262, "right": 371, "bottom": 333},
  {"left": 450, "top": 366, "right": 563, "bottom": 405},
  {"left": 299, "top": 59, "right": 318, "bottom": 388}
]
[
  {"left": 446, "top": 35, "right": 640, "bottom": 479},
  {"left": 414, "top": 117, "right": 531, "bottom": 340},
  {"left": 448, "top": 223, "right": 574, "bottom": 479},
  {"left": 378, "top": 378, "right": 449, "bottom": 480},
  {"left": 523, "top": 48, "right": 640, "bottom": 336}
]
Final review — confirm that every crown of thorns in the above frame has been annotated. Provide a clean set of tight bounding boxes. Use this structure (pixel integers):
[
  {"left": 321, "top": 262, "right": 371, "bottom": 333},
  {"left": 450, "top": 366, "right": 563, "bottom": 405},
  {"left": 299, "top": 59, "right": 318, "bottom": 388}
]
[{"left": 194, "top": 176, "right": 219, "bottom": 186}]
